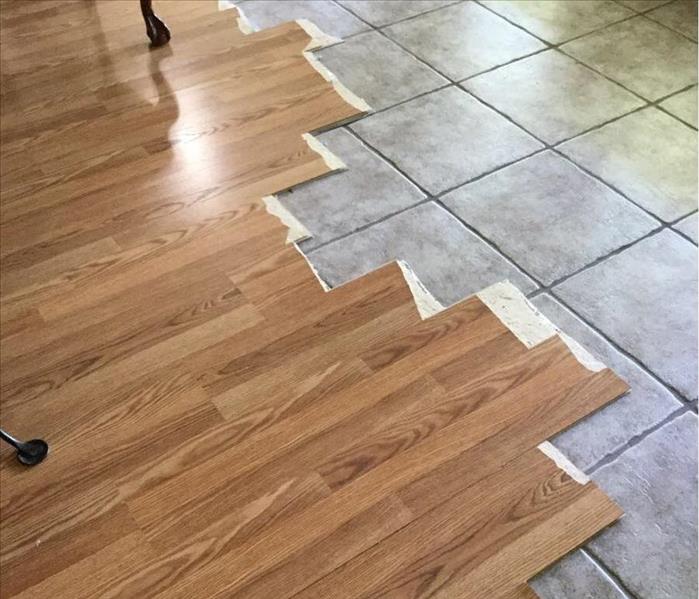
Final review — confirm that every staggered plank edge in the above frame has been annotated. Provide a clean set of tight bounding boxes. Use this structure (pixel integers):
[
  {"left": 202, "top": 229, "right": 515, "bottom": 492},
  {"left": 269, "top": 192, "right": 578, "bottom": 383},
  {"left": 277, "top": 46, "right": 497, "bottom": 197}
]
[{"left": 0, "top": 2, "right": 628, "bottom": 598}]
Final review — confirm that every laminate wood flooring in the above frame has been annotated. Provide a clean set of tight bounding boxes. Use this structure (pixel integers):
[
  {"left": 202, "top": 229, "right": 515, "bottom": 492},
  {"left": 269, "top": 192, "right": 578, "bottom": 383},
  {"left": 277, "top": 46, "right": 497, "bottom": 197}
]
[{"left": 0, "top": 2, "right": 626, "bottom": 597}]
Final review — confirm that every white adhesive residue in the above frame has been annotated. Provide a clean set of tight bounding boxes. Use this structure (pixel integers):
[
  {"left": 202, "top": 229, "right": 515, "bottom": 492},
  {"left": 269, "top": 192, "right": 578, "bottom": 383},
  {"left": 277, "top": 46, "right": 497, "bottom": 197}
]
[
  {"left": 397, "top": 260, "right": 445, "bottom": 319},
  {"left": 296, "top": 18, "right": 342, "bottom": 50},
  {"left": 475, "top": 281, "right": 604, "bottom": 372},
  {"left": 302, "top": 133, "right": 346, "bottom": 171},
  {"left": 538, "top": 441, "right": 590, "bottom": 485},
  {"left": 477, "top": 281, "right": 557, "bottom": 348},
  {"left": 262, "top": 196, "right": 310, "bottom": 244},
  {"left": 230, "top": 3, "right": 256, "bottom": 33},
  {"left": 303, "top": 51, "right": 372, "bottom": 113},
  {"left": 294, "top": 244, "right": 331, "bottom": 291},
  {"left": 559, "top": 332, "right": 606, "bottom": 373}
]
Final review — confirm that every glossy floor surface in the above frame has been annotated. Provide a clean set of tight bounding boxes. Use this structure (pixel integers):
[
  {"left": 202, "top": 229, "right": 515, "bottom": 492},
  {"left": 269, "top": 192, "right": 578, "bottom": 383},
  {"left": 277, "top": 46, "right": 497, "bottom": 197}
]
[
  {"left": 0, "top": 1, "right": 630, "bottom": 597},
  {"left": 0, "top": 0, "right": 696, "bottom": 598},
  {"left": 232, "top": 1, "right": 698, "bottom": 598}
]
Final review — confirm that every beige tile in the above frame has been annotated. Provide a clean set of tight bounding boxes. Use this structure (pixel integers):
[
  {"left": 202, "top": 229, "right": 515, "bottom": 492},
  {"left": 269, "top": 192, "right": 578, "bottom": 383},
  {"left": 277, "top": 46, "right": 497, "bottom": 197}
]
[
  {"left": 463, "top": 50, "right": 643, "bottom": 143},
  {"left": 660, "top": 86, "right": 698, "bottom": 127},
  {"left": 561, "top": 16, "right": 697, "bottom": 100},
  {"left": 481, "top": 0, "right": 634, "bottom": 44},
  {"left": 646, "top": 0, "right": 698, "bottom": 40},
  {"left": 559, "top": 108, "right": 698, "bottom": 222},
  {"left": 384, "top": 2, "right": 545, "bottom": 80}
]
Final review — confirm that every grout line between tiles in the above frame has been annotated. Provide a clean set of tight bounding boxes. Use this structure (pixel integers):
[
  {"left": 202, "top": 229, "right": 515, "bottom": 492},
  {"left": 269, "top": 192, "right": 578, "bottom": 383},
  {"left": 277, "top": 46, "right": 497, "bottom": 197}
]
[
  {"left": 431, "top": 199, "right": 540, "bottom": 286},
  {"left": 475, "top": 3, "right": 699, "bottom": 130},
  {"left": 612, "top": 0, "right": 674, "bottom": 13},
  {"left": 529, "top": 224, "right": 665, "bottom": 293},
  {"left": 528, "top": 211, "right": 697, "bottom": 299},
  {"left": 581, "top": 547, "right": 638, "bottom": 599},
  {"left": 474, "top": 0, "right": 633, "bottom": 48},
  {"left": 546, "top": 281, "right": 692, "bottom": 407},
  {"left": 307, "top": 0, "right": 696, "bottom": 477},
  {"left": 311, "top": 0, "right": 697, "bottom": 592},
  {"left": 332, "top": 0, "right": 467, "bottom": 31},
  {"left": 640, "top": 4, "right": 699, "bottom": 44},
  {"left": 587, "top": 405, "right": 692, "bottom": 475},
  {"left": 301, "top": 196, "right": 432, "bottom": 253},
  {"left": 308, "top": 64, "right": 692, "bottom": 413}
]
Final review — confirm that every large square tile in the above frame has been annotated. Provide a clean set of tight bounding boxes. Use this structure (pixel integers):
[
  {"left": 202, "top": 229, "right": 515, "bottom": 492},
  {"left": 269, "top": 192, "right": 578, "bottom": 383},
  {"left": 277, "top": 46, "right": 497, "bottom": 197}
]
[
  {"left": 338, "top": 0, "right": 458, "bottom": 27},
  {"left": 306, "top": 202, "right": 537, "bottom": 306},
  {"left": 463, "top": 50, "right": 643, "bottom": 144},
  {"left": 351, "top": 87, "right": 543, "bottom": 195},
  {"left": 660, "top": 85, "right": 698, "bottom": 127},
  {"left": 384, "top": 2, "right": 545, "bottom": 81},
  {"left": 278, "top": 128, "right": 425, "bottom": 250},
  {"left": 555, "top": 229, "right": 698, "bottom": 399},
  {"left": 533, "top": 294, "right": 681, "bottom": 470},
  {"left": 589, "top": 413, "right": 698, "bottom": 599},
  {"left": 316, "top": 31, "right": 447, "bottom": 111},
  {"left": 443, "top": 151, "right": 657, "bottom": 285},
  {"left": 480, "top": 0, "right": 634, "bottom": 44},
  {"left": 559, "top": 108, "right": 698, "bottom": 222},
  {"left": 674, "top": 213, "right": 698, "bottom": 244},
  {"left": 531, "top": 550, "right": 627, "bottom": 599},
  {"left": 647, "top": 0, "right": 698, "bottom": 40},
  {"left": 561, "top": 16, "right": 697, "bottom": 100},
  {"left": 235, "top": 0, "right": 369, "bottom": 38}
]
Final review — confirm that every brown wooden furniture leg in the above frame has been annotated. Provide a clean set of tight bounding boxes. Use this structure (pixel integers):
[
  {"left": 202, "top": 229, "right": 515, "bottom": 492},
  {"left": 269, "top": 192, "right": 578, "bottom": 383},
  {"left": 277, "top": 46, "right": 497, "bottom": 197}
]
[{"left": 140, "top": 0, "right": 171, "bottom": 47}]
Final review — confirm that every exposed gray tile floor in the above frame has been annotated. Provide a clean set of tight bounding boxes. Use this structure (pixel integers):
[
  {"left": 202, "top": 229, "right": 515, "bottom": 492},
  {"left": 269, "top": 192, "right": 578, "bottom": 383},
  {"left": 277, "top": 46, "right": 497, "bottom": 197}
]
[
  {"left": 659, "top": 84, "right": 698, "bottom": 127},
  {"left": 533, "top": 294, "right": 681, "bottom": 470},
  {"left": 235, "top": 0, "right": 368, "bottom": 37},
  {"left": 646, "top": 0, "right": 698, "bottom": 40},
  {"left": 588, "top": 413, "right": 698, "bottom": 599},
  {"left": 351, "top": 86, "right": 543, "bottom": 195},
  {"left": 315, "top": 31, "right": 447, "bottom": 111},
  {"left": 675, "top": 212, "right": 699, "bottom": 244},
  {"left": 559, "top": 108, "right": 698, "bottom": 222},
  {"left": 561, "top": 16, "right": 697, "bottom": 100},
  {"left": 338, "top": 0, "right": 458, "bottom": 27},
  {"left": 556, "top": 230, "right": 698, "bottom": 400},
  {"left": 462, "top": 49, "right": 643, "bottom": 144},
  {"left": 442, "top": 151, "right": 658, "bottom": 285},
  {"left": 279, "top": 128, "right": 425, "bottom": 250},
  {"left": 249, "top": 1, "right": 698, "bottom": 595},
  {"left": 480, "top": 0, "right": 635, "bottom": 44},
  {"left": 531, "top": 549, "right": 627, "bottom": 598},
  {"left": 383, "top": 2, "right": 546, "bottom": 80},
  {"left": 306, "top": 202, "right": 537, "bottom": 306}
]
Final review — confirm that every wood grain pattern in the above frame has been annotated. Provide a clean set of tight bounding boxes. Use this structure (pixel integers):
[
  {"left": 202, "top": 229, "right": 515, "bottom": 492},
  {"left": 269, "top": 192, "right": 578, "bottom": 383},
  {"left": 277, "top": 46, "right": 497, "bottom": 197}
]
[{"left": 1, "top": 2, "right": 626, "bottom": 598}]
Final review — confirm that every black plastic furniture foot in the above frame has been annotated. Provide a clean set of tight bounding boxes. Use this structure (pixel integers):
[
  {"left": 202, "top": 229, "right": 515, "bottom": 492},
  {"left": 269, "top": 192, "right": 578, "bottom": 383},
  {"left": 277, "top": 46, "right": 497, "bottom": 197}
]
[{"left": 0, "top": 429, "right": 49, "bottom": 466}]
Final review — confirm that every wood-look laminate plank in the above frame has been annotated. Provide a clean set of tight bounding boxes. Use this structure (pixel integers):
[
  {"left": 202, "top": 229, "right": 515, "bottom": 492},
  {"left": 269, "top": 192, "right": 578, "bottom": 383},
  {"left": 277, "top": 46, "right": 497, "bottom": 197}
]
[
  {"left": 0, "top": 1, "right": 627, "bottom": 597},
  {"left": 6, "top": 533, "right": 156, "bottom": 599},
  {"left": 137, "top": 344, "right": 623, "bottom": 598},
  {"left": 290, "top": 448, "right": 618, "bottom": 599}
]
